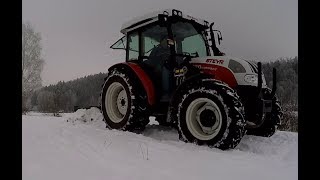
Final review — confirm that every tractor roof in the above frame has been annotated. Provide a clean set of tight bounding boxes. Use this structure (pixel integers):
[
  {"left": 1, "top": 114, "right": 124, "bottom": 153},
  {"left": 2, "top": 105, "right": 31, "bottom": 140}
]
[{"left": 120, "top": 9, "right": 209, "bottom": 35}]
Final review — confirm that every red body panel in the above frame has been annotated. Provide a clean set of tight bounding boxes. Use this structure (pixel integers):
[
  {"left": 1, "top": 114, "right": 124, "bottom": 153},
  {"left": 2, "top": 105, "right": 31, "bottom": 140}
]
[
  {"left": 125, "top": 62, "right": 156, "bottom": 105},
  {"left": 119, "top": 61, "right": 236, "bottom": 105},
  {"left": 192, "top": 63, "right": 238, "bottom": 88}
]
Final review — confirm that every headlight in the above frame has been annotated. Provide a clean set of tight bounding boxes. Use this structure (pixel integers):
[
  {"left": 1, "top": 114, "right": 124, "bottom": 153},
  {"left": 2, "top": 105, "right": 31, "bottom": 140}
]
[
  {"left": 228, "top": 59, "right": 246, "bottom": 73},
  {"left": 244, "top": 74, "right": 258, "bottom": 84}
]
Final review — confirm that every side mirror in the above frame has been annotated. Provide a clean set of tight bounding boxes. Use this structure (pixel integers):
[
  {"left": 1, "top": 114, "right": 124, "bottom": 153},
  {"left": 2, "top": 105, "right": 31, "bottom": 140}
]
[
  {"left": 218, "top": 32, "right": 223, "bottom": 44},
  {"left": 217, "top": 33, "right": 221, "bottom": 45},
  {"left": 213, "top": 30, "right": 223, "bottom": 45},
  {"left": 158, "top": 14, "right": 168, "bottom": 27}
]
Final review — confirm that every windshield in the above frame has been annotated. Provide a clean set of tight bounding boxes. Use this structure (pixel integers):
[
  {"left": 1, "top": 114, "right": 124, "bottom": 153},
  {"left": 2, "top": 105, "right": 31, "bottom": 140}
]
[{"left": 171, "top": 22, "right": 209, "bottom": 57}]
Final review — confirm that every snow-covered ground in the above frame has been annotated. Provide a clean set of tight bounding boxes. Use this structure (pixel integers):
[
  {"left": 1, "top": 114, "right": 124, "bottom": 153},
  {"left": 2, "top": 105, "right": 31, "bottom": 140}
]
[{"left": 23, "top": 108, "right": 297, "bottom": 180}]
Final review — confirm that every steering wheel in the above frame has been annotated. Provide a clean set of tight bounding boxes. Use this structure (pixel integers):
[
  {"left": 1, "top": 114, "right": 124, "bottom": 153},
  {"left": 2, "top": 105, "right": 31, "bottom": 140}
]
[
  {"left": 175, "top": 53, "right": 193, "bottom": 63},
  {"left": 162, "top": 53, "right": 191, "bottom": 70}
]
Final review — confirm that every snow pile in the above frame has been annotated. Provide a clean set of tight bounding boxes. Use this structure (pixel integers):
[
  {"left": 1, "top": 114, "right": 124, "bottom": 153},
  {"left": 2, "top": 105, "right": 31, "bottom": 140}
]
[
  {"left": 65, "top": 107, "right": 103, "bottom": 125},
  {"left": 236, "top": 131, "right": 298, "bottom": 162}
]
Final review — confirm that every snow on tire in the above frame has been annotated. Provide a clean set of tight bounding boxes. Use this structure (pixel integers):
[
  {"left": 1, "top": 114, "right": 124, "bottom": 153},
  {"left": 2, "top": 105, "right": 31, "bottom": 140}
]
[
  {"left": 100, "top": 68, "right": 150, "bottom": 131},
  {"left": 172, "top": 79, "right": 246, "bottom": 150}
]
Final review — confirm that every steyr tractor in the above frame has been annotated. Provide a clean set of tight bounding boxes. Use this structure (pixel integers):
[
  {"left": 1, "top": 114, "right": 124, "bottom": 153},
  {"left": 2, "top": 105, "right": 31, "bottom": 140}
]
[{"left": 100, "top": 9, "right": 282, "bottom": 150}]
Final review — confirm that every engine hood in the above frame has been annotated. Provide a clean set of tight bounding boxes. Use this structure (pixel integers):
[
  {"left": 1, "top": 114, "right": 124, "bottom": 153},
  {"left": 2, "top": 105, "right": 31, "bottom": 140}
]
[
  {"left": 190, "top": 56, "right": 267, "bottom": 87},
  {"left": 190, "top": 56, "right": 254, "bottom": 73}
]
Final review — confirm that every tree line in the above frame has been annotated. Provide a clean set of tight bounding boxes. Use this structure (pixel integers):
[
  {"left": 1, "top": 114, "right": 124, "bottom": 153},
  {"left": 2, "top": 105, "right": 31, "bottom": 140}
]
[
  {"left": 262, "top": 57, "right": 298, "bottom": 111},
  {"left": 28, "top": 73, "right": 107, "bottom": 113}
]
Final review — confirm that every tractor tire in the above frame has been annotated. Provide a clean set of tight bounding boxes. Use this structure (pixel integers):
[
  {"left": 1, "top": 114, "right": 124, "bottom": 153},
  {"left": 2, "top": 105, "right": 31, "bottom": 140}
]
[
  {"left": 100, "top": 68, "right": 150, "bottom": 132},
  {"left": 171, "top": 79, "right": 246, "bottom": 150},
  {"left": 246, "top": 88, "right": 283, "bottom": 137}
]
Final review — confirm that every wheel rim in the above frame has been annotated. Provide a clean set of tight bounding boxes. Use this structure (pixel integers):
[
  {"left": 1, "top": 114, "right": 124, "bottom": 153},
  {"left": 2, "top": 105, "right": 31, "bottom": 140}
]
[
  {"left": 185, "top": 98, "right": 223, "bottom": 141},
  {"left": 117, "top": 89, "right": 128, "bottom": 115},
  {"left": 105, "top": 82, "right": 128, "bottom": 123}
]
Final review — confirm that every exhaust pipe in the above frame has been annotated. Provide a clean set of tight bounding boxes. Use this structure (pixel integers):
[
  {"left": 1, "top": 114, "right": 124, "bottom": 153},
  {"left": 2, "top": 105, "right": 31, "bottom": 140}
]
[
  {"left": 270, "top": 68, "right": 277, "bottom": 98},
  {"left": 257, "top": 62, "right": 262, "bottom": 97}
]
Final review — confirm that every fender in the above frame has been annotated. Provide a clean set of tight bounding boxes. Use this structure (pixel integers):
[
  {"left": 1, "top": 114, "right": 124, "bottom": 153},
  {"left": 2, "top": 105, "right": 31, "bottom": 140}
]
[
  {"left": 108, "top": 62, "right": 156, "bottom": 106},
  {"left": 192, "top": 63, "right": 238, "bottom": 88},
  {"left": 170, "top": 73, "right": 212, "bottom": 105}
]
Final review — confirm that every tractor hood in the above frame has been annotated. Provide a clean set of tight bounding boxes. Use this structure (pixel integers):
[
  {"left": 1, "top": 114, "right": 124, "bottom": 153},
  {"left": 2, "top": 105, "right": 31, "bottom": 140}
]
[
  {"left": 190, "top": 56, "right": 254, "bottom": 73},
  {"left": 190, "top": 56, "right": 267, "bottom": 87}
]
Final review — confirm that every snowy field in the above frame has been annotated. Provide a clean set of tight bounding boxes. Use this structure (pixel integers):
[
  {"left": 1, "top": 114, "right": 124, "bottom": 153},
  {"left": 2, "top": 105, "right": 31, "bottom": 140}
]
[{"left": 23, "top": 108, "right": 298, "bottom": 180}]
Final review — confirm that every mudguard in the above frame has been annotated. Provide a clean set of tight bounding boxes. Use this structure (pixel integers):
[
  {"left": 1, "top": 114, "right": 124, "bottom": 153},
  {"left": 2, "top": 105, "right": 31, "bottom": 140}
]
[
  {"left": 107, "top": 62, "right": 156, "bottom": 106},
  {"left": 170, "top": 73, "right": 213, "bottom": 106}
]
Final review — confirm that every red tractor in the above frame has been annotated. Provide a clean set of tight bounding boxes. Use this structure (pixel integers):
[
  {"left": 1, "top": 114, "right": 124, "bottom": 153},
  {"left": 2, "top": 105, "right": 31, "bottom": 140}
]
[{"left": 100, "top": 9, "right": 282, "bottom": 150}]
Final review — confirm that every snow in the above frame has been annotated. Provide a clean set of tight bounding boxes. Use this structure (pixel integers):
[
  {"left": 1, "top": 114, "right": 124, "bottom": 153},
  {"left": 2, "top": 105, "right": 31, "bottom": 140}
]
[{"left": 23, "top": 108, "right": 297, "bottom": 180}]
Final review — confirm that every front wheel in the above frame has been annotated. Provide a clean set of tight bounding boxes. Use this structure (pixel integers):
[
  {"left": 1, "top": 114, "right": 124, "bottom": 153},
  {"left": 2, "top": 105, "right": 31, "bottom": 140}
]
[
  {"left": 171, "top": 79, "right": 246, "bottom": 150},
  {"left": 246, "top": 88, "right": 283, "bottom": 137}
]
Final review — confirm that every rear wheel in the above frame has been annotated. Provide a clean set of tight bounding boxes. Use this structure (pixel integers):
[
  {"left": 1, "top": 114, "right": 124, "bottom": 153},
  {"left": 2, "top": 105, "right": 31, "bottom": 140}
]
[
  {"left": 171, "top": 79, "right": 246, "bottom": 150},
  {"left": 100, "top": 68, "right": 150, "bottom": 131}
]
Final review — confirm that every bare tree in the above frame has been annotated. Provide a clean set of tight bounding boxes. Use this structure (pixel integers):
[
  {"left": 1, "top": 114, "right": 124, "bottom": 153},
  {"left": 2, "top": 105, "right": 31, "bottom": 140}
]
[{"left": 22, "top": 22, "right": 44, "bottom": 113}]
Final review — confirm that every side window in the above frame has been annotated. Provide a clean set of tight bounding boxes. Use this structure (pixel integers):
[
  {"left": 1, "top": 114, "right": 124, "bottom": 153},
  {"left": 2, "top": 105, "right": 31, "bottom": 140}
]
[
  {"left": 110, "top": 36, "right": 126, "bottom": 50},
  {"left": 128, "top": 32, "right": 139, "bottom": 60},
  {"left": 141, "top": 25, "right": 167, "bottom": 57}
]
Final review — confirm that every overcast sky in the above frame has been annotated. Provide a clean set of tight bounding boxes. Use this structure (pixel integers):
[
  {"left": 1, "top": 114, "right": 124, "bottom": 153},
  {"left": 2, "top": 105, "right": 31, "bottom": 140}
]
[{"left": 22, "top": 0, "right": 297, "bottom": 86}]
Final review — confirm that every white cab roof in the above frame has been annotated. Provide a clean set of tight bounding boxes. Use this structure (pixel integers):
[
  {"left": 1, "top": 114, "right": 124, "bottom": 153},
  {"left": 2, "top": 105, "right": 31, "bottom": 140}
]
[{"left": 120, "top": 9, "right": 208, "bottom": 34}]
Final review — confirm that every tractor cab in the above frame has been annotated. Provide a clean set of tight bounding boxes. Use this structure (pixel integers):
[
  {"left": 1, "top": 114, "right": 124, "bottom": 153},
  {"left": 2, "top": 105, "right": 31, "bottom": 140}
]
[{"left": 111, "top": 9, "right": 223, "bottom": 100}]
